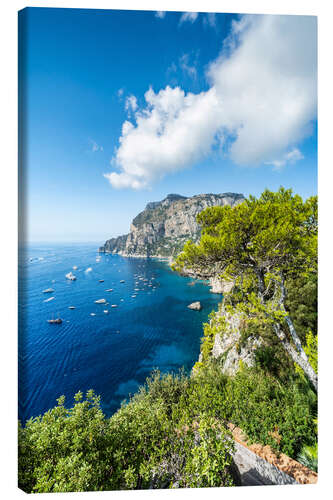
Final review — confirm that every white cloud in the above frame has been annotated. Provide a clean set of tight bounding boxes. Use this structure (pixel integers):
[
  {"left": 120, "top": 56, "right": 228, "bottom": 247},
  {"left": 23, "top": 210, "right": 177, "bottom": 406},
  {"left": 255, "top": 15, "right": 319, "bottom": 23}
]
[
  {"left": 179, "top": 53, "right": 197, "bottom": 79},
  {"left": 90, "top": 140, "right": 103, "bottom": 152},
  {"left": 105, "top": 15, "right": 317, "bottom": 190},
  {"left": 266, "top": 148, "right": 305, "bottom": 169},
  {"left": 179, "top": 12, "right": 198, "bottom": 24},
  {"left": 155, "top": 11, "right": 166, "bottom": 19},
  {"left": 204, "top": 13, "right": 217, "bottom": 28},
  {"left": 125, "top": 95, "right": 138, "bottom": 113}
]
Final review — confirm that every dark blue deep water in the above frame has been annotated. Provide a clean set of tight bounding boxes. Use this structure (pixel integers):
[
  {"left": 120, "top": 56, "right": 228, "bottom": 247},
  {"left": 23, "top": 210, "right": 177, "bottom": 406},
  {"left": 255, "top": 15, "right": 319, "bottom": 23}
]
[{"left": 18, "top": 243, "right": 221, "bottom": 422}]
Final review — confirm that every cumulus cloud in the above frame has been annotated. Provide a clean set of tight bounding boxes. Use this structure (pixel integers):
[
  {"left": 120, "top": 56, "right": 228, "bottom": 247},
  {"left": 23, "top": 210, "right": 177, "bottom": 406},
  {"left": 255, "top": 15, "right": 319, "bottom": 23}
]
[
  {"left": 179, "top": 12, "right": 198, "bottom": 24},
  {"left": 155, "top": 11, "right": 166, "bottom": 19},
  {"left": 125, "top": 95, "right": 138, "bottom": 113},
  {"left": 266, "top": 148, "right": 305, "bottom": 169},
  {"left": 105, "top": 15, "right": 316, "bottom": 189}
]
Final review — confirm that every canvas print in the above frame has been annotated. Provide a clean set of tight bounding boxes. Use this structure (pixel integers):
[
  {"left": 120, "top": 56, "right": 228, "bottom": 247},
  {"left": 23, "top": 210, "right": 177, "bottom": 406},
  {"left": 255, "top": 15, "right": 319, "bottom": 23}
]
[{"left": 18, "top": 7, "right": 318, "bottom": 492}]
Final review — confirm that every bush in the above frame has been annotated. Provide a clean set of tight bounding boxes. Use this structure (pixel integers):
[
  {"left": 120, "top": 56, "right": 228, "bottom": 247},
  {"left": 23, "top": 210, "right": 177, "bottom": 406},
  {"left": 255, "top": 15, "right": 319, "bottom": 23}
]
[
  {"left": 18, "top": 375, "right": 236, "bottom": 493},
  {"left": 18, "top": 365, "right": 317, "bottom": 492},
  {"left": 222, "top": 367, "right": 317, "bottom": 458}
]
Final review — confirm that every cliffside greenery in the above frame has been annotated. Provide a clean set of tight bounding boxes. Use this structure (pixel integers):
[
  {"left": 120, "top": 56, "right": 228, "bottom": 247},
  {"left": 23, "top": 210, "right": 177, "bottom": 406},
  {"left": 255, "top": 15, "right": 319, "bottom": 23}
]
[
  {"left": 19, "top": 364, "right": 318, "bottom": 492},
  {"left": 173, "top": 188, "right": 318, "bottom": 392},
  {"left": 19, "top": 378, "right": 236, "bottom": 493}
]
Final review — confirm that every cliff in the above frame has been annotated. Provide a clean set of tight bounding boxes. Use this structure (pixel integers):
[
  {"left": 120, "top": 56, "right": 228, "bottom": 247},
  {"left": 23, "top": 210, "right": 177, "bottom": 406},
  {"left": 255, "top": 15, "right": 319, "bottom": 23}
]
[
  {"left": 99, "top": 192, "right": 244, "bottom": 258},
  {"left": 195, "top": 304, "right": 261, "bottom": 376}
]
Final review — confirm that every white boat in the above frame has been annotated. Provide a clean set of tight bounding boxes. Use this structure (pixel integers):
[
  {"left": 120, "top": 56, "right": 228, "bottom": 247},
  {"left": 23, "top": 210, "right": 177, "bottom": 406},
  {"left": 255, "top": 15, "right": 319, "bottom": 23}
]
[
  {"left": 111, "top": 304, "right": 118, "bottom": 308},
  {"left": 106, "top": 289, "right": 113, "bottom": 292},
  {"left": 68, "top": 306, "right": 75, "bottom": 310},
  {"left": 65, "top": 271, "right": 76, "bottom": 281},
  {"left": 43, "top": 296, "right": 55, "bottom": 303},
  {"left": 90, "top": 313, "right": 96, "bottom": 316},
  {"left": 95, "top": 298, "right": 106, "bottom": 304},
  {"left": 120, "top": 280, "right": 125, "bottom": 283},
  {"left": 43, "top": 288, "right": 54, "bottom": 293},
  {"left": 103, "top": 310, "right": 109, "bottom": 314},
  {"left": 73, "top": 265, "right": 78, "bottom": 270}
]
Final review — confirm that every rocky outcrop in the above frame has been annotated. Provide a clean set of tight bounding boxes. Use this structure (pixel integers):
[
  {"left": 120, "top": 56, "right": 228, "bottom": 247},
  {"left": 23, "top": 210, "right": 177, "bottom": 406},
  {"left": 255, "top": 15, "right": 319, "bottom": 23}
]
[
  {"left": 187, "top": 301, "right": 202, "bottom": 311},
  {"left": 99, "top": 192, "right": 244, "bottom": 258},
  {"left": 209, "top": 277, "right": 234, "bottom": 294},
  {"left": 210, "top": 307, "right": 261, "bottom": 376}
]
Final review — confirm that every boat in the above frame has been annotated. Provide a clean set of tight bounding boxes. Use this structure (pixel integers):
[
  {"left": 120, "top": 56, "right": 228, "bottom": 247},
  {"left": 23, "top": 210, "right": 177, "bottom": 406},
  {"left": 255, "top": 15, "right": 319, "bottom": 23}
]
[
  {"left": 111, "top": 304, "right": 118, "bottom": 308},
  {"left": 106, "top": 288, "right": 113, "bottom": 292},
  {"left": 43, "top": 296, "right": 55, "bottom": 303},
  {"left": 103, "top": 310, "right": 109, "bottom": 314},
  {"left": 47, "top": 318, "right": 62, "bottom": 324},
  {"left": 73, "top": 265, "right": 78, "bottom": 270},
  {"left": 43, "top": 288, "right": 54, "bottom": 293},
  {"left": 99, "top": 279, "right": 104, "bottom": 283},
  {"left": 68, "top": 306, "right": 75, "bottom": 310},
  {"left": 65, "top": 271, "right": 76, "bottom": 280},
  {"left": 120, "top": 280, "right": 125, "bottom": 283},
  {"left": 90, "top": 313, "right": 96, "bottom": 316},
  {"left": 95, "top": 298, "right": 106, "bottom": 304}
]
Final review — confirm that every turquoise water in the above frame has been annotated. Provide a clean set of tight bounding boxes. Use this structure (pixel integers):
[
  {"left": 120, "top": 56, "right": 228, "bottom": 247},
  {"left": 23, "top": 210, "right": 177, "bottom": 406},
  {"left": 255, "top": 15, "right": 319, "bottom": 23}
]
[{"left": 18, "top": 243, "right": 221, "bottom": 422}]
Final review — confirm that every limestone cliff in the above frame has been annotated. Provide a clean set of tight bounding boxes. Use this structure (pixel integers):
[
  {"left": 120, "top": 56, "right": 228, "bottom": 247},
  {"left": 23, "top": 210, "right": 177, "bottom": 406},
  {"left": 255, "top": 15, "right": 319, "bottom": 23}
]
[
  {"left": 197, "top": 305, "right": 261, "bottom": 376},
  {"left": 99, "top": 192, "right": 244, "bottom": 258}
]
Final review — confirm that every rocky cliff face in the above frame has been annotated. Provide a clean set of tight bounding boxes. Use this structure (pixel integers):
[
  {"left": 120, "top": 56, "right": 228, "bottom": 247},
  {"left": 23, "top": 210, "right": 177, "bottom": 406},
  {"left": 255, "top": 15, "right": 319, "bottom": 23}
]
[
  {"left": 211, "top": 309, "right": 262, "bottom": 376},
  {"left": 197, "top": 305, "right": 262, "bottom": 376},
  {"left": 99, "top": 192, "right": 244, "bottom": 258}
]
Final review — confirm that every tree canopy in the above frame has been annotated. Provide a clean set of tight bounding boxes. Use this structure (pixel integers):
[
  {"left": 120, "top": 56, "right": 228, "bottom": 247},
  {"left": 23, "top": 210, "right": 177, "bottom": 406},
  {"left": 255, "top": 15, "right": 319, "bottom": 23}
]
[{"left": 174, "top": 188, "right": 317, "bottom": 282}]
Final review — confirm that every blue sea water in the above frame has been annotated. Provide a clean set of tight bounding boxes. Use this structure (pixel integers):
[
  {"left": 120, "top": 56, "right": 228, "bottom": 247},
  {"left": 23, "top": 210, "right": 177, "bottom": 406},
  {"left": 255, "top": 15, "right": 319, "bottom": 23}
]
[{"left": 18, "top": 243, "right": 221, "bottom": 422}]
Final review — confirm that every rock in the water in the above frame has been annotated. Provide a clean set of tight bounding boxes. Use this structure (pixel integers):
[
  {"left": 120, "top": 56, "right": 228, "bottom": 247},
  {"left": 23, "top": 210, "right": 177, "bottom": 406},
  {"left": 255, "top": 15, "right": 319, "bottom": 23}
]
[{"left": 188, "top": 301, "right": 202, "bottom": 311}]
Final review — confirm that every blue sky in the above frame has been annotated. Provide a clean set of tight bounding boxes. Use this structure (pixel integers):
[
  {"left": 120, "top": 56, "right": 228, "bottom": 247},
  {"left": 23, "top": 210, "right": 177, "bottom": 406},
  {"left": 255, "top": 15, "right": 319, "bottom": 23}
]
[{"left": 19, "top": 8, "right": 317, "bottom": 243}]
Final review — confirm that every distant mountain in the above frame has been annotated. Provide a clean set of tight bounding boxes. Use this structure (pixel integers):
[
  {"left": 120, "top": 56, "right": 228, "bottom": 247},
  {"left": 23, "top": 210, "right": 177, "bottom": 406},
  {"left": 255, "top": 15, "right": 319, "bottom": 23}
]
[{"left": 99, "top": 192, "right": 245, "bottom": 258}]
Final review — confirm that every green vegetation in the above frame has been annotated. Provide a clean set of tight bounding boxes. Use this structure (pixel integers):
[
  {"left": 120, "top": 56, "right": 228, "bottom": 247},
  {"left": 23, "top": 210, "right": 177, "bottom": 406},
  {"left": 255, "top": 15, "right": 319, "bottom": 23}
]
[
  {"left": 173, "top": 188, "right": 318, "bottom": 391},
  {"left": 19, "top": 189, "right": 318, "bottom": 492},
  {"left": 19, "top": 375, "right": 236, "bottom": 493},
  {"left": 19, "top": 364, "right": 317, "bottom": 492}
]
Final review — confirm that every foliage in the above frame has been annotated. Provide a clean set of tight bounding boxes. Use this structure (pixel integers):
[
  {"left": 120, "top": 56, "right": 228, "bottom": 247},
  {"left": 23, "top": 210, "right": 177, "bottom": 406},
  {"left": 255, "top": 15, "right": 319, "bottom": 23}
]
[
  {"left": 285, "top": 272, "right": 317, "bottom": 341},
  {"left": 221, "top": 366, "right": 317, "bottom": 458},
  {"left": 19, "top": 361, "right": 318, "bottom": 493},
  {"left": 295, "top": 330, "right": 318, "bottom": 378},
  {"left": 297, "top": 442, "right": 318, "bottom": 472},
  {"left": 18, "top": 376, "right": 236, "bottom": 493},
  {"left": 174, "top": 188, "right": 317, "bottom": 281},
  {"left": 18, "top": 390, "right": 110, "bottom": 493}
]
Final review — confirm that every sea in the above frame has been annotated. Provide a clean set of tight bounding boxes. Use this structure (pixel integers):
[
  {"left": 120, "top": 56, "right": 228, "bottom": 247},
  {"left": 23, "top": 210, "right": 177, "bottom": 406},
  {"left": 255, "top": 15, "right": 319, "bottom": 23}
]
[{"left": 18, "top": 243, "right": 221, "bottom": 423}]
